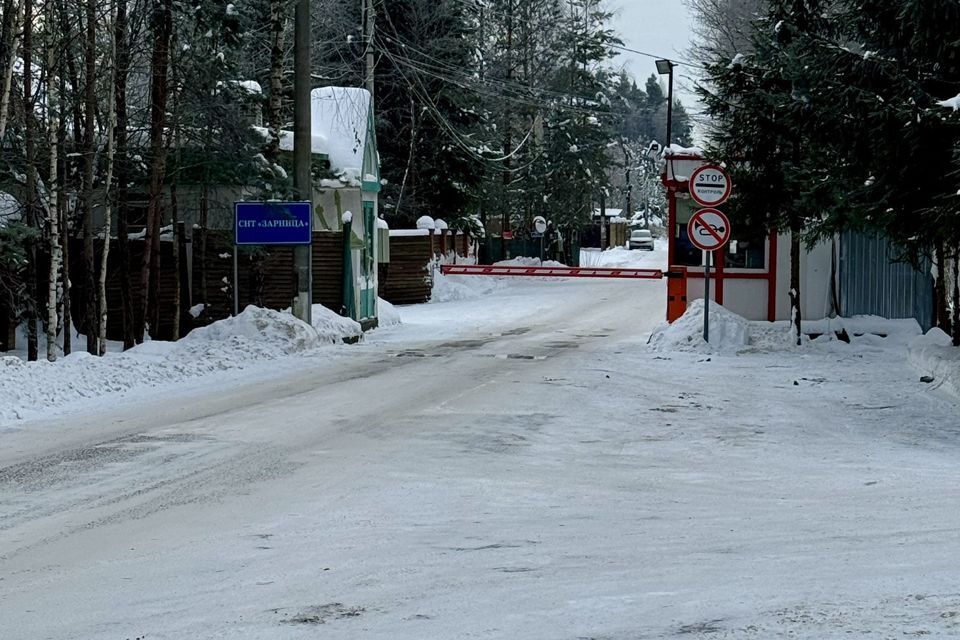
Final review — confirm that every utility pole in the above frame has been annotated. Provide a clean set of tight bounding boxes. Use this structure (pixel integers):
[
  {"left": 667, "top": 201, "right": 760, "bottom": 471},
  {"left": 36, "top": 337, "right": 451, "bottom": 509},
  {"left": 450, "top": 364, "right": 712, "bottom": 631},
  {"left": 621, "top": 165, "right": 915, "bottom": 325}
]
[
  {"left": 293, "top": 0, "right": 312, "bottom": 324},
  {"left": 501, "top": 0, "right": 513, "bottom": 260},
  {"left": 363, "top": 0, "right": 375, "bottom": 106}
]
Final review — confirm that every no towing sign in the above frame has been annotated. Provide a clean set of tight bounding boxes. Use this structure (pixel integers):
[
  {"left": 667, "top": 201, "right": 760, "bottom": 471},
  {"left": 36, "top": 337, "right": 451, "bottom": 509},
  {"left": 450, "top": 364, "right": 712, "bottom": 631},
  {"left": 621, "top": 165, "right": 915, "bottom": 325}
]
[
  {"left": 689, "top": 165, "right": 732, "bottom": 208},
  {"left": 687, "top": 208, "right": 731, "bottom": 252}
]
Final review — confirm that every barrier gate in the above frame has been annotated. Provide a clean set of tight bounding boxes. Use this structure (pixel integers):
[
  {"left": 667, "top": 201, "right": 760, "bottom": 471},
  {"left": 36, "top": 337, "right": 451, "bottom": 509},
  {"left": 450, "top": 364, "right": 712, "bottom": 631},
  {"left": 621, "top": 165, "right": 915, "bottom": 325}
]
[{"left": 438, "top": 264, "right": 688, "bottom": 322}]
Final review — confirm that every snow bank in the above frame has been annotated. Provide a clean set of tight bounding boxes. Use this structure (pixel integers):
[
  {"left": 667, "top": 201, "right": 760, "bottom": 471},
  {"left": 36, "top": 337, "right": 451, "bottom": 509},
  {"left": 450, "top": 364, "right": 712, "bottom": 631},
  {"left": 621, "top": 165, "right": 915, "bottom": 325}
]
[
  {"left": 431, "top": 269, "right": 505, "bottom": 303},
  {"left": 495, "top": 257, "right": 566, "bottom": 268},
  {"left": 580, "top": 242, "right": 667, "bottom": 268},
  {"left": 182, "top": 306, "right": 321, "bottom": 354},
  {"left": 648, "top": 299, "right": 750, "bottom": 354},
  {"left": 0, "top": 306, "right": 362, "bottom": 424},
  {"left": 309, "top": 304, "right": 362, "bottom": 342},
  {"left": 376, "top": 298, "right": 402, "bottom": 327},
  {"left": 909, "top": 328, "right": 960, "bottom": 397}
]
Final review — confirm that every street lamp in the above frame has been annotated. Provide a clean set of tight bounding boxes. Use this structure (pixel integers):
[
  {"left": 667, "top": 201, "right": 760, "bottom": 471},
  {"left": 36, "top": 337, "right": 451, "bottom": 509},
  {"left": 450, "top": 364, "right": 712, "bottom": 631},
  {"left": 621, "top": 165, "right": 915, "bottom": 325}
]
[{"left": 655, "top": 59, "right": 674, "bottom": 151}]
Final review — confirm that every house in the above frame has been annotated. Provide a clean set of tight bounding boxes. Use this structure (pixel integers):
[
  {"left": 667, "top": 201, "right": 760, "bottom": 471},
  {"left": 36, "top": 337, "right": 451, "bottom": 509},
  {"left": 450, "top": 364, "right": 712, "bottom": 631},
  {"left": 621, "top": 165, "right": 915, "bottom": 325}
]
[
  {"left": 311, "top": 87, "right": 382, "bottom": 328},
  {"left": 257, "top": 87, "right": 383, "bottom": 329}
]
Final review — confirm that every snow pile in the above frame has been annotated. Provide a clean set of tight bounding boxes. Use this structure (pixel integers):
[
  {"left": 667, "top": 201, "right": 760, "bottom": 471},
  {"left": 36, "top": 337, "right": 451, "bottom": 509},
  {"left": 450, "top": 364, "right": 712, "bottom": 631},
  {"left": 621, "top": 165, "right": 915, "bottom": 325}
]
[
  {"left": 0, "top": 306, "right": 363, "bottom": 424},
  {"left": 749, "top": 316, "right": 922, "bottom": 351},
  {"left": 909, "top": 328, "right": 960, "bottom": 397},
  {"left": 308, "top": 304, "right": 362, "bottom": 342},
  {"left": 376, "top": 298, "right": 402, "bottom": 327},
  {"left": 495, "top": 257, "right": 566, "bottom": 268},
  {"left": 431, "top": 269, "right": 506, "bottom": 303},
  {"left": 580, "top": 243, "right": 666, "bottom": 268},
  {"left": 182, "top": 306, "right": 322, "bottom": 354},
  {"left": 648, "top": 299, "right": 750, "bottom": 354}
]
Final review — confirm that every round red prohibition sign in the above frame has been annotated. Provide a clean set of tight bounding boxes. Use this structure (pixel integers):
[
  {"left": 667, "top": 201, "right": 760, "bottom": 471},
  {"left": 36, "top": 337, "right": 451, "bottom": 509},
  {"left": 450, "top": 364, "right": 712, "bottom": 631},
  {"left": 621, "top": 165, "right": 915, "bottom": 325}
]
[
  {"left": 689, "top": 164, "right": 732, "bottom": 207},
  {"left": 687, "top": 208, "right": 731, "bottom": 251}
]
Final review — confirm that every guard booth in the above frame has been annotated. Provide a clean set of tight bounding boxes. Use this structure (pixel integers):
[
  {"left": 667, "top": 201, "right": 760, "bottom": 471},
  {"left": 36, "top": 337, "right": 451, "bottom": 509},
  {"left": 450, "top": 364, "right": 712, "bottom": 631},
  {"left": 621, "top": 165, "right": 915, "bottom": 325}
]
[{"left": 661, "top": 148, "right": 778, "bottom": 322}]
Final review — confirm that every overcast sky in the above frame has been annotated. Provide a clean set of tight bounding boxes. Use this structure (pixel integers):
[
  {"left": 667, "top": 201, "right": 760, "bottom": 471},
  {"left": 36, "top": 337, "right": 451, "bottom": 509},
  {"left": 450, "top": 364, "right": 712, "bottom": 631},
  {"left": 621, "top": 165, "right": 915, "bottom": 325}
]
[{"left": 608, "top": 0, "right": 701, "bottom": 112}]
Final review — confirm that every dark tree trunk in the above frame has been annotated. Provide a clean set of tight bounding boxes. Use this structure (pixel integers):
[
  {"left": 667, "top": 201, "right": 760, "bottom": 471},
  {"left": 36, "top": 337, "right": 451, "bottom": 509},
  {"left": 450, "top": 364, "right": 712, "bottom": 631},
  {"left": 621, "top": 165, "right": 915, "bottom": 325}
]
[
  {"left": 23, "top": 0, "right": 38, "bottom": 361},
  {"left": 82, "top": 0, "right": 98, "bottom": 354},
  {"left": 59, "top": 168, "right": 70, "bottom": 356},
  {"left": 199, "top": 185, "right": 208, "bottom": 306},
  {"left": 138, "top": 0, "right": 172, "bottom": 342},
  {"left": 58, "top": 72, "right": 70, "bottom": 356},
  {"left": 56, "top": 0, "right": 84, "bottom": 154},
  {"left": 789, "top": 219, "right": 802, "bottom": 346},
  {"left": 170, "top": 183, "right": 179, "bottom": 339},
  {"left": 115, "top": 0, "right": 135, "bottom": 350},
  {"left": 0, "top": 0, "right": 15, "bottom": 84},
  {"left": 266, "top": 0, "right": 284, "bottom": 161}
]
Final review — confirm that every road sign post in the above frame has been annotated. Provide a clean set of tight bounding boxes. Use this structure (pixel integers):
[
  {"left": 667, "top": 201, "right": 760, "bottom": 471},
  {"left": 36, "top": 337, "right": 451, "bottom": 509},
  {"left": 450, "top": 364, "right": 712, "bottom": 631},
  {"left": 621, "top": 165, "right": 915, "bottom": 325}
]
[
  {"left": 687, "top": 207, "right": 731, "bottom": 343},
  {"left": 234, "top": 201, "right": 313, "bottom": 320},
  {"left": 533, "top": 216, "right": 547, "bottom": 263}
]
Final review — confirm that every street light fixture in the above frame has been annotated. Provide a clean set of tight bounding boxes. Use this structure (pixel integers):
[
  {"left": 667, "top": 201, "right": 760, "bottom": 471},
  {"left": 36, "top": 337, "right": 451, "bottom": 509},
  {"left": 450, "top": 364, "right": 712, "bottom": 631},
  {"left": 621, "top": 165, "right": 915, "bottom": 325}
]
[{"left": 655, "top": 59, "right": 675, "bottom": 151}]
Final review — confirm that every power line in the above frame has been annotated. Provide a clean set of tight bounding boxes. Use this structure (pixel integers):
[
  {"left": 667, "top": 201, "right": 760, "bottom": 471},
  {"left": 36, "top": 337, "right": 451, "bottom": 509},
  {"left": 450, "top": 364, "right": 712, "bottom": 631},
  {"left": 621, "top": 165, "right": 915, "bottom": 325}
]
[
  {"left": 377, "top": 34, "right": 621, "bottom": 118},
  {"left": 441, "top": 0, "right": 705, "bottom": 70}
]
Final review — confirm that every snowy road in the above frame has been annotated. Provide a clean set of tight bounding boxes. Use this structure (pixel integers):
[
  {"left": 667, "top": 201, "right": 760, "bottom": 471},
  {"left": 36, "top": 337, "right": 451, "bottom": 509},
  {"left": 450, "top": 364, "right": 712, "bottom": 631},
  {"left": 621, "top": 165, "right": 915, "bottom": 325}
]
[{"left": 3, "top": 258, "right": 960, "bottom": 639}]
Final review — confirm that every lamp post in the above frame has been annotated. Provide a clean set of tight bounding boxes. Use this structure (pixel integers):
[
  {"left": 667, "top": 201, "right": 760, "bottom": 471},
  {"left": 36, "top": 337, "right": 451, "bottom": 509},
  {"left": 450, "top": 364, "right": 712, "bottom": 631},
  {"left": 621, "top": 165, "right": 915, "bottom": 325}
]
[{"left": 655, "top": 59, "right": 674, "bottom": 150}]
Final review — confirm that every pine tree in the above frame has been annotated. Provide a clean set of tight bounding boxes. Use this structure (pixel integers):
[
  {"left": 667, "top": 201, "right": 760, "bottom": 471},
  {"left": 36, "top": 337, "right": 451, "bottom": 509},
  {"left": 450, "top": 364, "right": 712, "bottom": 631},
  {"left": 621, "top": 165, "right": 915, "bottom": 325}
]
[{"left": 698, "top": 0, "right": 832, "bottom": 343}]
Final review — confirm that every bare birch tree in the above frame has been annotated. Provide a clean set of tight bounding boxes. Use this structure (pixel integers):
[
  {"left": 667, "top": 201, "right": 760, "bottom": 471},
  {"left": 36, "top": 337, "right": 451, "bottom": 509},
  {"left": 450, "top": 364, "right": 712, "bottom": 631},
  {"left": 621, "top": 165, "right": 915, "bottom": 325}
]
[
  {"left": 45, "top": 0, "right": 61, "bottom": 361},
  {"left": 98, "top": 0, "right": 119, "bottom": 354},
  {"left": 684, "top": 0, "right": 766, "bottom": 61},
  {"left": 113, "top": 0, "right": 135, "bottom": 349},
  {"left": 81, "top": 0, "right": 98, "bottom": 354}
]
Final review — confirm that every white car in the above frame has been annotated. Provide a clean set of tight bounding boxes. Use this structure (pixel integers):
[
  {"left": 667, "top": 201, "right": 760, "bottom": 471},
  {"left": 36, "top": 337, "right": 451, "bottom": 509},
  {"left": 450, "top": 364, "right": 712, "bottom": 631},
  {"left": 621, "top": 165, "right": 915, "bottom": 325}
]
[{"left": 629, "top": 229, "right": 654, "bottom": 250}]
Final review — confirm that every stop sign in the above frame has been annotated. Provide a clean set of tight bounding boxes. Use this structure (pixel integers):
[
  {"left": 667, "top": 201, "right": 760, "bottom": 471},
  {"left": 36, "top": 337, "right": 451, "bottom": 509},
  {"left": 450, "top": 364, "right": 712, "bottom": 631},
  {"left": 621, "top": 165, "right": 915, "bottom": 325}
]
[{"left": 689, "top": 165, "right": 732, "bottom": 207}]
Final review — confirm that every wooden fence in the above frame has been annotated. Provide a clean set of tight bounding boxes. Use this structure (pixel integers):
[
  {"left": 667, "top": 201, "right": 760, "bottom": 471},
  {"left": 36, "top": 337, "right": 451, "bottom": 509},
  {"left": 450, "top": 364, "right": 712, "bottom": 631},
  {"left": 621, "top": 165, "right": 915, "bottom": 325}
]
[
  {"left": 380, "top": 233, "right": 433, "bottom": 305},
  {"left": 191, "top": 229, "right": 344, "bottom": 326},
  {"left": 51, "top": 229, "right": 343, "bottom": 343}
]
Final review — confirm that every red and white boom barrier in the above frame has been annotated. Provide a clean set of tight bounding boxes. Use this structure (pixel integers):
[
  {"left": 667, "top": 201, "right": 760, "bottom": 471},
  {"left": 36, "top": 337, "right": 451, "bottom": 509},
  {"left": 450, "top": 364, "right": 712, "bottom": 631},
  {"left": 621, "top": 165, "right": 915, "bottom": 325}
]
[{"left": 440, "top": 264, "right": 664, "bottom": 279}]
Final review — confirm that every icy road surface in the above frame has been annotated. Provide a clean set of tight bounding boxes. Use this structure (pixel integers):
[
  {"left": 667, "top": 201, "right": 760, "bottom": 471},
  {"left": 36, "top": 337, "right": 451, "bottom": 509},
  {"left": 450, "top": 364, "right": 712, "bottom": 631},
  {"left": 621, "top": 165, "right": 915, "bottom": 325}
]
[{"left": 3, "top": 257, "right": 960, "bottom": 638}]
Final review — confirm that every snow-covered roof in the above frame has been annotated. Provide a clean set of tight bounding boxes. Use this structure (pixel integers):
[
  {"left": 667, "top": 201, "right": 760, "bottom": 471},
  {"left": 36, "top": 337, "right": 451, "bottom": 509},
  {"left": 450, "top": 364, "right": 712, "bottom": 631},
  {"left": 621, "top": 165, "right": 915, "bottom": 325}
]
[
  {"left": 249, "top": 86, "right": 375, "bottom": 175},
  {"left": 234, "top": 80, "right": 263, "bottom": 95},
  {"left": 310, "top": 87, "right": 372, "bottom": 174},
  {"left": 252, "top": 127, "right": 328, "bottom": 155},
  {"left": 593, "top": 208, "right": 623, "bottom": 218},
  {"left": 663, "top": 144, "right": 704, "bottom": 158}
]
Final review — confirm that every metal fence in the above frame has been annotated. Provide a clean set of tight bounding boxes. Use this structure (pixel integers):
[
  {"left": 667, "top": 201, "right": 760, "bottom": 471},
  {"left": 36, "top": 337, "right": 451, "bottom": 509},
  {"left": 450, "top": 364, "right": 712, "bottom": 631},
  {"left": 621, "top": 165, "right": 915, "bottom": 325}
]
[{"left": 839, "top": 231, "right": 934, "bottom": 331}]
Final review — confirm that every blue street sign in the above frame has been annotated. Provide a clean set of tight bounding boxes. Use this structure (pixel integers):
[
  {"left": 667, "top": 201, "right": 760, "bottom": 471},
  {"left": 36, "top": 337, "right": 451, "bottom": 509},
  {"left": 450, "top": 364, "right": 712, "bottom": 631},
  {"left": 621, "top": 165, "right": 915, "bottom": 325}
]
[{"left": 235, "top": 201, "right": 313, "bottom": 245}]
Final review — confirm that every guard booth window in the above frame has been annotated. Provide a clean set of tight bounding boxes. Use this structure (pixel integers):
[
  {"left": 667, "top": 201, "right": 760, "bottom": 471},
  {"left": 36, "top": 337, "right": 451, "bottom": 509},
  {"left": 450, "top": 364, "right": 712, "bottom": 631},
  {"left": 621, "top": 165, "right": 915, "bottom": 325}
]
[
  {"left": 724, "top": 224, "right": 767, "bottom": 269},
  {"left": 673, "top": 196, "right": 703, "bottom": 267}
]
